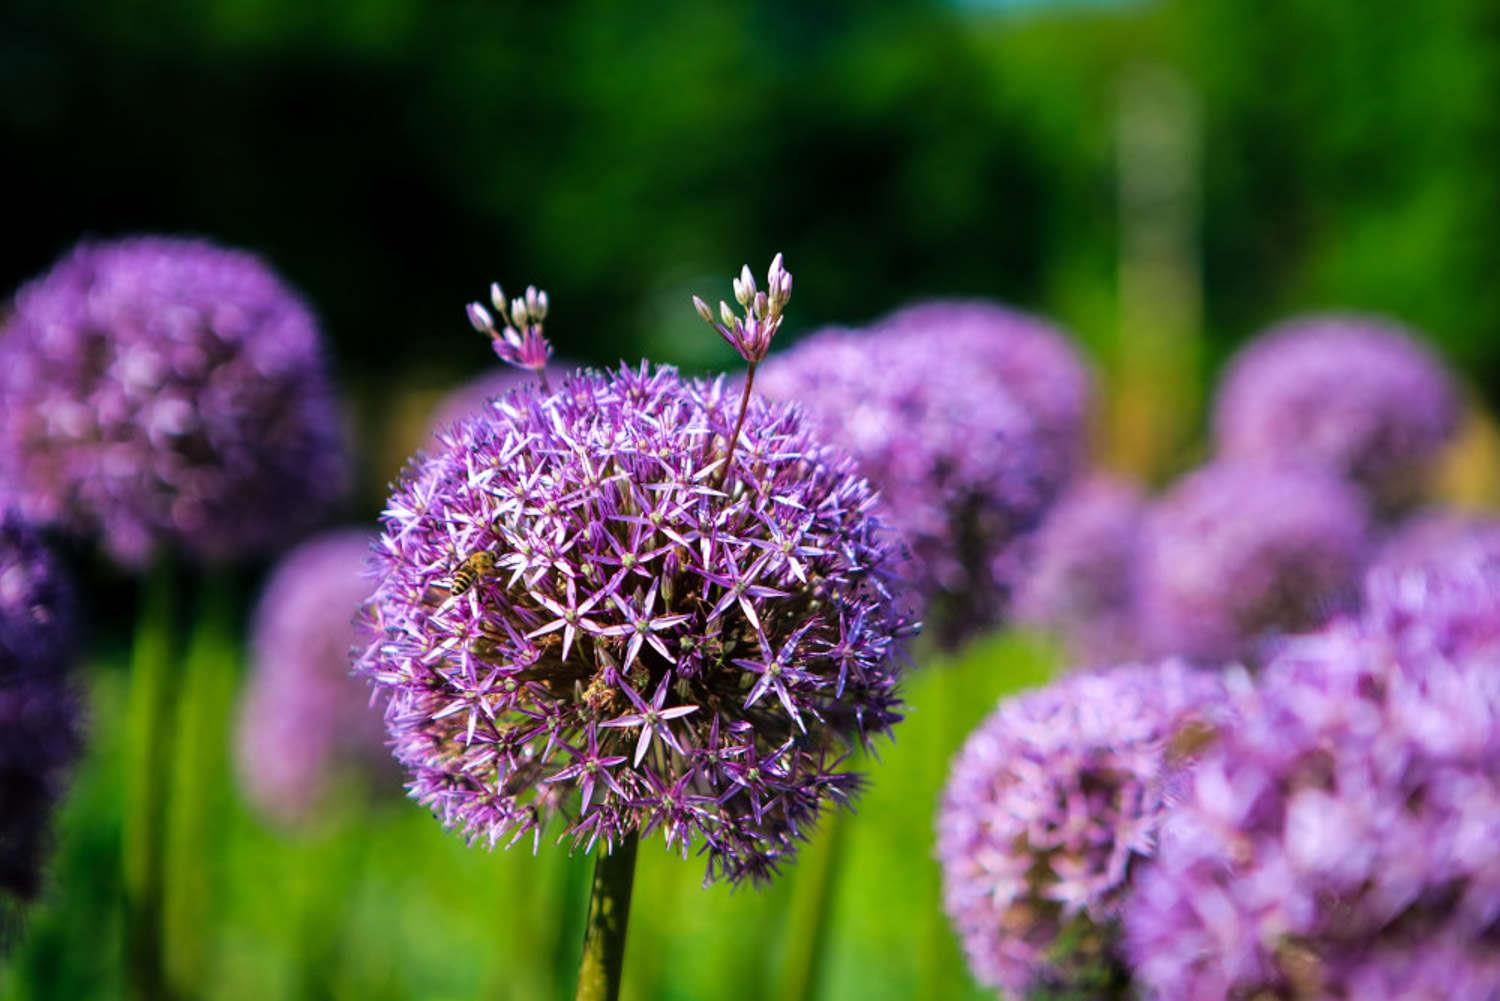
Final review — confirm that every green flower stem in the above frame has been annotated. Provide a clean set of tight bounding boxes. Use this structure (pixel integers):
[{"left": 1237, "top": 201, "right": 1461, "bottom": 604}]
[
  {"left": 777, "top": 807, "right": 850, "bottom": 1001},
  {"left": 573, "top": 833, "right": 639, "bottom": 1001},
  {"left": 122, "top": 557, "right": 178, "bottom": 1001}
]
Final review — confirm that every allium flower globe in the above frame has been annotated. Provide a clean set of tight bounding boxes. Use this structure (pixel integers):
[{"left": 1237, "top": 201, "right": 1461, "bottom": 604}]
[
  {"left": 237, "top": 530, "right": 390, "bottom": 826},
  {"left": 1124, "top": 625, "right": 1500, "bottom": 1000},
  {"left": 1138, "top": 462, "right": 1370, "bottom": 664},
  {"left": 357, "top": 364, "right": 911, "bottom": 883},
  {"left": 1364, "top": 510, "right": 1500, "bottom": 663},
  {"left": 937, "top": 662, "right": 1229, "bottom": 998},
  {"left": 758, "top": 303, "right": 1088, "bottom": 646},
  {"left": 0, "top": 236, "right": 348, "bottom": 565},
  {"left": 0, "top": 511, "right": 81, "bottom": 904},
  {"left": 429, "top": 367, "right": 555, "bottom": 437},
  {"left": 1013, "top": 476, "right": 1146, "bottom": 665},
  {"left": 873, "top": 300, "right": 1091, "bottom": 489},
  {"left": 1214, "top": 315, "right": 1459, "bottom": 513}
]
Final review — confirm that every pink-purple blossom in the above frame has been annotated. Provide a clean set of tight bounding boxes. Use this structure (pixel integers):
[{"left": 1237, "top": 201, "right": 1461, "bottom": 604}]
[
  {"left": 1213, "top": 314, "right": 1459, "bottom": 514},
  {"left": 236, "top": 529, "right": 390, "bottom": 826},
  {"left": 757, "top": 302, "right": 1089, "bottom": 646},
  {"left": 937, "top": 661, "right": 1230, "bottom": 997},
  {"left": 1013, "top": 476, "right": 1146, "bottom": 666},
  {"left": 1137, "top": 462, "right": 1371, "bottom": 665},
  {"left": 0, "top": 236, "right": 348, "bottom": 566},
  {"left": 356, "top": 363, "right": 911, "bottom": 883},
  {"left": 1123, "top": 622, "right": 1500, "bottom": 1000}
]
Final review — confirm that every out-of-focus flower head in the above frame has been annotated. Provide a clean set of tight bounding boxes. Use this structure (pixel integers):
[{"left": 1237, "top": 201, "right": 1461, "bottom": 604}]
[
  {"left": 1138, "top": 461, "right": 1370, "bottom": 665},
  {"left": 757, "top": 302, "right": 1088, "bottom": 647},
  {"left": 1124, "top": 622, "right": 1500, "bottom": 1000},
  {"left": 1364, "top": 509, "right": 1500, "bottom": 664},
  {"left": 357, "top": 357, "right": 912, "bottom": 884},
  {"left": 1213, "top": 314, "right": 1460, "bottom": 514},
  {"left": 937, "top": 661, "right": 1230, "bottom": 998},
  {"left": 0, "top": 510, "right": 81, "bottom": 905},
  {"left": 692, "top": 254, "right": 793, "bottom": 365},
  {"left": 873, "top": 300, "right": 1092, "bottom": 491},
  {"left": 428, "top": 367, "right": 554, "bottom": 438},
  {"left": 0, "top": 236, "right": 348, "bottom": 566},
  {"left": 467, "top": 283, "right": 553, "bottom": 375},
  {"left": 236, "top": 529, "right": 390, "bottom": 826},
  {"left": 1013, "top": 475, "right": 1146, "bottom": 666}
]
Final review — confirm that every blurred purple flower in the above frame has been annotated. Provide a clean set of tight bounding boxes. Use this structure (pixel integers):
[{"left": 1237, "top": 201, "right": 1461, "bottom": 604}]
[
  {"left": 236, "top": 529, "right": 389, "bottom": 826},
  {"left": 1364, "top": 509, "right": 1500, "bottom": 664},
  {"left": 757, "top": 303, "right": 1089, "bottom": 646},
  {"left": 874, "top": 300, "right": 1092, "bottom": 491},
  {"left": 356, "top": 363, "right": 912, "bottom": 884},
  {"left": 0, "top": 510, "right": 81, "bottom": 903},
  {"left": 1124, "top": 623, "right": 1500, "bottom": 1000},
  {"left": 1013, "top": 475, "right": 1146, "bottom": 666},
  {"left": 0, "top": 236, "right": 348, "bottom": 566},
  {"left": 428, "top": 365, "right": 569, "bottom": 437},
  {"left": 937, "top": 661, "right": 1230, "bottom": 998},
  {"left": 1213, "top": 314, "right": 1459, "bottom": 513},
  {"left": 1138, "top": 462, "right": 1370, "bottom": 665}
]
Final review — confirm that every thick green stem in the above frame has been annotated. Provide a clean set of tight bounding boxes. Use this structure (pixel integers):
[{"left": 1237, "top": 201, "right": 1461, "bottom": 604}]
[
  {"left": 123, "top": 557, "right": 178, "bottom": 1001},
  {"left": 778, "top": 808, "right": 850, "bottom": 1001},
  {"left": 573, "top": 834, "right": 639, "bottom": 1001}
]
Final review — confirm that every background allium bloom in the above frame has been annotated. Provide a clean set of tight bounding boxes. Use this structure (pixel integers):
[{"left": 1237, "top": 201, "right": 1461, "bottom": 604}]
[
  {"left": 1124, "top": 625, "right": 1500, "bottom": 1000},
  {"left": 936, "top": 662, "right": 1228, "bottom": 998},
  {"left": 0, "top": 511, "right": 81, "bottom": 903},
  {"left": 237, "top": 529, "right": 389, "bottom": 826},
  {"left": 0, "top": 236, "right": 348, "bottom": 565},
  {"left": 1013, "top": 476, "right": 1146, "bottom": 666},
  {"left": 357, "top": 364, "right": 910, "bottom": 883},
  {"left": 758, "top": 311, "right": 1087, "bottom": 646},
  {"left": 1364, "top": 510, "right": 1500, "bottom": 663},
  {"left": 873, "top": 301, "right": 1092, "bottom": 491},
  {"left": 1138, "top": 462, "right": 1370, "bottom": 664},
  {"left": 428, "top": 364, "right": 570, "bottom": 436},
  {"left": 1213, "top": 314, "right": 1459, "bottom": 513}
]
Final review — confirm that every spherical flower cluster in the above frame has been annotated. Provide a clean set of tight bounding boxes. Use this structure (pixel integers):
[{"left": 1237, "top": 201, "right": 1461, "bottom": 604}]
[
  {"left": 937, "top": 662, "right": 1230, "bottom": 998},
  {"left": 236, "top": 529, "right": 390, "bottom": 826},
  {"left": 1013, "top": 476, "right": 1146, "bottom": 666},
  {"left": 0, "top": 236, "right": 348, "bottom": 565},
  {"left": 1124, "top": 625, "right": 1500, "bottom": 999},
  {"left": 0, "top": 511, "right": 81, "bottom": 904},
  {"left": 1213, "top": 315, "right": 1459, "bottom": 514},
  {"left": 757, "top": 305, "right": 1088, "bottom": 646},
  {"left": 872, "top": 300, "right": 1092, "bottom": 489},
  {"left": 1138, "top": 462, "right": 1370, "bottom": 664},
  {"left": 1364, "top": 510, "right": 1500, "bottom": 664},
  {"left": 356, "top": 364, "right": 911, "bottom": 884}
]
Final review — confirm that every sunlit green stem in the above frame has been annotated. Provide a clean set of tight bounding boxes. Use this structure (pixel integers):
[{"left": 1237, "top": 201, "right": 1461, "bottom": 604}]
[
  {"left": 573, "top": 834, "right": 639, "bottom": 1001},
  {"left": 778, "top": 808, "right": 850, "bottom": 1001},
  {"left": 123, "top": 557, "right": 178, "bottom": 1001}
]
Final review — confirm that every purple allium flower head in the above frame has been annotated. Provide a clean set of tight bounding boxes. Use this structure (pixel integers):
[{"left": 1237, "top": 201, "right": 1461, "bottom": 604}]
[
  {"left": 937, "top": 661, "right": 1230, "bottom": 998},
  {"left": 1363, "top": 510, "right": 1500, "bottom": 664},
  {"left": 692, "top": 254, "right": 793, "bottom": 365},
  {"left": 466, "top": 282, "right": 553, "bottom": 375},
  {"left": 1213, "top": 314, "right": 1460, "bottom": 513},
  {"left": 1124, "top": 624, "right": 1500, "bottom": 1000},
  {"left": 872, "top": 300, "right": 1092, "bottom": 491},
  {"left": 1138, "top": 462, "right": 1371, "bottom": 665},
  {"left": 757, "top": 314, "right": 1079, "bottom": 647},
  {"left": 0, "top": 510, "right": 81, "bottom": 904},
  {"left": 1013, "top": 475, "right": 1146, "bottom": 666},
  {"left": 0, "top": 236, "right": 348, "bottom": 566},
  {"left": 356, "top": 363, "right": 910, "bottom": 884},
  {"left": 236, "top": 529, "right": 389, "bottom": 826}
]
